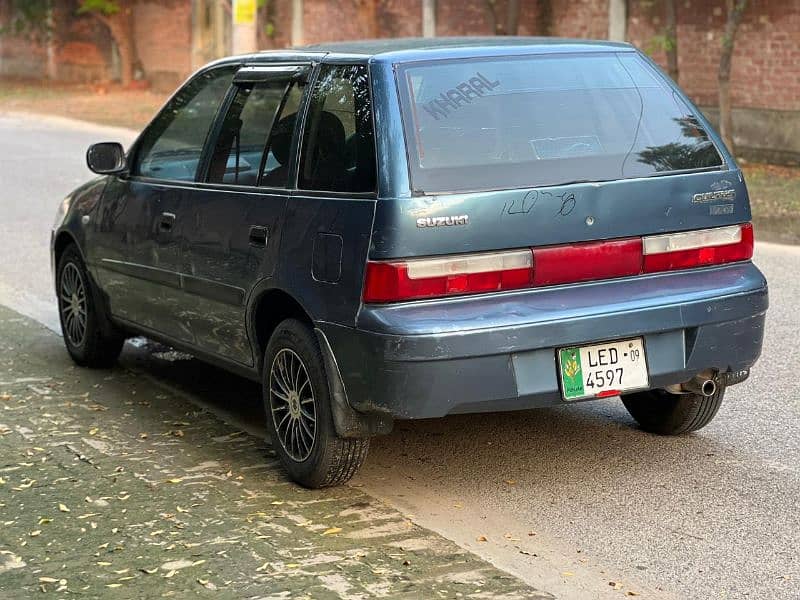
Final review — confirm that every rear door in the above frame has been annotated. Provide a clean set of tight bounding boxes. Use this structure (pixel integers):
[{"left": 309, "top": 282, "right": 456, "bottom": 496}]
[
  {"left": 278, "top": 63, "right": 378, "bottom": 326},
  {"left": 372, "top": 51, "right": 745, "bottom": 261},
  {"left": 93, "top": 65, "right": 236, "bottom": 342},
  {"left": 179, "top": 65, "right": 309, "bottom": 366}
]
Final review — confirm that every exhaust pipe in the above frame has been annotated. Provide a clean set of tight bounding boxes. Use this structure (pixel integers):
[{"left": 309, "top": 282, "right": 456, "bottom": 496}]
[{"left": 681, "top": 376, "right": 717, "bottom": 397}]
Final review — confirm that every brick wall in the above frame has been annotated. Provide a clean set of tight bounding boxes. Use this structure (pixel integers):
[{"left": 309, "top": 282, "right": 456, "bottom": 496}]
[
  {"left": 134, "top": 1, "right": 192, "bottom": 90},
  {"left": 627, "top": 0, "right": 800, "bottom": 111},
  {"left": 2, "top": 0, "right": 798, "bottom": 116}
]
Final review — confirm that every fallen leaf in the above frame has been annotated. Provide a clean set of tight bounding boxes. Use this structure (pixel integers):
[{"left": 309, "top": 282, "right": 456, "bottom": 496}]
[
  {"left": 58, "top": 503, "right": 70, "bottom": 513},
  {"left": 29, "top": 530, "right": 41, "bottom": 537},
  {"left": 505, "top": 479, "right": 517, "bottom": 485},
  {"left": 476, "top": 535, "right": 488, "bottom": 542},
  {"left": 165, "top": 478, "right": 183, "bottom": 484},
  {"left": 322, "top": 527, "right": 342, "bottom": 536},
  {"left": 97, "top": 561, "right": 112, "bottom": 566},
  {"left": 88, "top": 428, "right": 98, "bottom": 436},
  {"left": 562, "top": 572, "right": 574, "bottom": 577},
  {"left": 106, "top": 583, "right": 122, "bottom": 588},
  {"left": 286, "top": 563, "right": 299, "bottom": 569},
  {"left": 39, "top": 577, "right": 59, "bottom": 583},
  {"left": 38, "top": 518, "right": 52, "bottom": 525},
  {"left": 140, "top": 567, "right": 158, "bottom": 575},
  {"left": 270, "top": 501, "right": 284, "bottom": 506},
  {"left": 610, "top": 582, "right": 623, "bottom": 590}
]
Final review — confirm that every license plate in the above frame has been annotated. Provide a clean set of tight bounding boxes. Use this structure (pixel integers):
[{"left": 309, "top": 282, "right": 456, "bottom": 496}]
[{"left": 558, "top": 338, "right": 648, "bottom": 401}]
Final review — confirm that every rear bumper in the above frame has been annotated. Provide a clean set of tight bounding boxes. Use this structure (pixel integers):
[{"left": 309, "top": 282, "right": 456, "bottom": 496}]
[{"left": 321, "top": 262, "right": 768, "bottom": 419}]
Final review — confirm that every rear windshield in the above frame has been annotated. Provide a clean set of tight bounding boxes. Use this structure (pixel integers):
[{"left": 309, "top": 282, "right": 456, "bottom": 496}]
[{"left": 398, "top": 52, "right": 724, "bottom": 194}]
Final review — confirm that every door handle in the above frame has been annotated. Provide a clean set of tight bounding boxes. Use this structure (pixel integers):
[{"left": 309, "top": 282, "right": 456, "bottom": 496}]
[
  {"left": 249, "top": 225, "right": 268, "bottom": 248},
  {"left": 159, "top": 212, "right": 176, "bottom": 232}
]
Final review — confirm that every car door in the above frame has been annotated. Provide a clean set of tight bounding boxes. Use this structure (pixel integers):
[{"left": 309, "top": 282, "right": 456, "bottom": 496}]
[
  {"left": 279, "top": 63, "right": 378, "bottom": 326},
  {"left": 92, "top": 65, "right": 237, "bottom": 343},
  {"left": 179, "top": 65, "right": 309, "bottom": 366}
]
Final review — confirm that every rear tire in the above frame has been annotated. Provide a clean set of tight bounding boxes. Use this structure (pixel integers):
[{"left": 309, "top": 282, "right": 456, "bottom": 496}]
[
  {"left": 621, "top": 386, "right": 725, "bottom": 435},
  {"left": 263, "top": 319, "right": 369, "bottom": 488},
  {"left": 56, "top": 244, "right": 124, "bottom": 368}
]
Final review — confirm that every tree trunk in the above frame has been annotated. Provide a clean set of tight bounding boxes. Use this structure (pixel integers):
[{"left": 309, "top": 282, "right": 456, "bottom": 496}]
[
  {"left": 485, "top": 0, "right": 503, "bottom": 35},
  {"left": 537, "top": 0, "right": 553, "bottom": 36},
  {"left": 94, "top": 4, "right": 140, "bottom": 87},
  {"left": 505, "top": 0, "right": 520, "bottom": 35},
  {"left": 719, "top": 0, "right": 747, "bottom": 153},
  {"left": 665, "top": 0, "right": 678, "bottom": 82}
]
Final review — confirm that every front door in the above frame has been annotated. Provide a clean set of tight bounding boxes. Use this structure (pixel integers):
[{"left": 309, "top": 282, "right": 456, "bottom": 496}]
[
  {"left": 180, "top": 66, "right": 309, "bottom": 366},
  {"left": 93, "top": 65, "right": 237, "bottom": 343}
]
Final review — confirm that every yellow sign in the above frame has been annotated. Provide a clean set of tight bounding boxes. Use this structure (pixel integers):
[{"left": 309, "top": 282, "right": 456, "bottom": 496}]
[{"left": 234, "top": 0, "right": 257, "bottom": 25}]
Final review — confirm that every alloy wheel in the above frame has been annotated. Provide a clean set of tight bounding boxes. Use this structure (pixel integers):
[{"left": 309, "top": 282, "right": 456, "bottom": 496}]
[
  {"left": 269, "top": 348, "right": 317, "bottom": 462},
  {"left": 59, "top": 262, "right": 87, "bottom": 347}
]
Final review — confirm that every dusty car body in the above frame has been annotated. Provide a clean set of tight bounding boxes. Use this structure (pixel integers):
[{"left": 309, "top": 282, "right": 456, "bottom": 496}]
[{"left": 52, "top": 38, "right": 768, "bottom": 487}]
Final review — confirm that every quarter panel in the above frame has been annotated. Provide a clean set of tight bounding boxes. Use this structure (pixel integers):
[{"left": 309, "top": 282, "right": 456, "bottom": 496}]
[{"left": 278, "top": 194, "right": 376, "bottom": 326}]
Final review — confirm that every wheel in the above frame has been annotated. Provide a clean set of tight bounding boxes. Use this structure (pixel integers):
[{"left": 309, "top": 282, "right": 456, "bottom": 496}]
[
  {"left": 56, "top": 244, "right": 124, "bottom": 368},
  {"left": 621, "top": 386, "right": 726, "bottom": 435},
  {"left": 263, "top": 319, "right": 369, "bottom": 488}
]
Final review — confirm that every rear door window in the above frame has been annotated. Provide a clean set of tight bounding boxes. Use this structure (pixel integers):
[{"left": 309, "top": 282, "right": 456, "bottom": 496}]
[
  {"left": 298, "top": 64, "right": 376, "bottom": 193},
  {"left": 398, "top": 53, "right": 723, "bottom": 194},
  {"left": 206, "top": 80, "right": 289, "bottom": 186}
]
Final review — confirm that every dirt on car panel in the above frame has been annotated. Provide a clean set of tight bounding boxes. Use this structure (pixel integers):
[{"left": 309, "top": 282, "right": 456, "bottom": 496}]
[{"left": 0, "top": 305, "right": 548, "bottom": 599}]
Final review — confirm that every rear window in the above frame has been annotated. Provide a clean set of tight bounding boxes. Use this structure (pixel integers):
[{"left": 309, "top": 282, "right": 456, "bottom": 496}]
[{"left": 398, "top": 52, "right": 723, "bottom": 194}]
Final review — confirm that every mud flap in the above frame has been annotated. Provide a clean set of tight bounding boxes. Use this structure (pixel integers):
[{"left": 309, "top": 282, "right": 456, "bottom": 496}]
[{"left": 314, "top": 328, "right": 393, "bottom": 438}]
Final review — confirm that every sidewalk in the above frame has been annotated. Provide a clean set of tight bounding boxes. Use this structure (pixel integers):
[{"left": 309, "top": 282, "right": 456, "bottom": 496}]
[{"left": 0, "top": 304, "right": 552, "bottom": 599}]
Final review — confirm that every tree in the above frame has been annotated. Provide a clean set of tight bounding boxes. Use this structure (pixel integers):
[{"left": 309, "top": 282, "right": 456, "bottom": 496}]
[
  {"left": 718, "top": 0, "right": 747, "bottom": 154},
  {"left": 664, "top": 0, "right": 678, "bottom": 82},
  {"left": 485, "top": 0, "right": 519, "bottom": 35},
  {"left": 78, "top": 0, "right": 141, "bottom": 87}
]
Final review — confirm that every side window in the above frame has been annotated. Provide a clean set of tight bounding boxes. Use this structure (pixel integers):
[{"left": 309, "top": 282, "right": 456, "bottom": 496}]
[
  {"left": 133, "top": 66, "right": 236, "bottom": 181},
  {"left": 260, "top": 82, "right": 305, "bottom": 188},
  {"left": 206, "top": 81, "right": 288, "bottom": 186},
  {"left": 298, "top": 64, "right": 376, "bottom": 193}
]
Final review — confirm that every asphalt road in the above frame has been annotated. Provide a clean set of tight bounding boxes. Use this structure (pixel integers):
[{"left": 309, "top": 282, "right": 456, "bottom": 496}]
[{"left": 1, "top": 112, "right": 797, "bottom": 600}]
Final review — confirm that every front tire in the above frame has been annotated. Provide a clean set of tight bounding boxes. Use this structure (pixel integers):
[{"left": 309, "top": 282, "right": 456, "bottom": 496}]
[
  {"left": 263, "top": 319, "right": 369, "bottom": 488},
  {"left": 621, "top": 386, "right": 725, "bottom": 435},
  {"left": 56, "top": 244, "right": 124, "bottom": 368}
]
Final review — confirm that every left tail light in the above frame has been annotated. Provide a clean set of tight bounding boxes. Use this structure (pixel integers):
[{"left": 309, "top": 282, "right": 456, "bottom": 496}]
[
  {"left": 362, "top": 249, "right": 533, "bottom": 303},
  {"left": 363, "top": 223, "right": 754, "bottom": 303}
]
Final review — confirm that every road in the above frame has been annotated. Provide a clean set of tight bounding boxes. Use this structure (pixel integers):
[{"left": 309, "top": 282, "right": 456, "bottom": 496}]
[{"left": 1, "top": 112, "right": 797, "bottom": 600}]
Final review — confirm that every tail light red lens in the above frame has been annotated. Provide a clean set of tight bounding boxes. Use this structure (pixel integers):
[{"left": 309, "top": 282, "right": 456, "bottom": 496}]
[
  {"left": 362, "top": 250, "right": 533, "bottom": 303},
  {"left": 642, "top": 223, "right": 753, "bottom": 273},
  {"left": 363, "top": 224, "right": 754, "bottom": 303}
]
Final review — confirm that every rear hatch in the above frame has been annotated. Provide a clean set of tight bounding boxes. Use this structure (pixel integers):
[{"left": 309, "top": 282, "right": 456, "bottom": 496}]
[{"left": 365, "top": 49, "right": 751, "bottom": 301}]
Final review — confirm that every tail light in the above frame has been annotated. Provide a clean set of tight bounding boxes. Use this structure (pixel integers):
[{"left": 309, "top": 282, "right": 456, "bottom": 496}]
[
  {"left": 363, "top": 223, "right": 754, "bottom": 303},
  {"left": 363, "top": 249, "right": 532, "bottom": 303},
  {"left": 642, "top": 223, "right": 753, "bottom": 272}
]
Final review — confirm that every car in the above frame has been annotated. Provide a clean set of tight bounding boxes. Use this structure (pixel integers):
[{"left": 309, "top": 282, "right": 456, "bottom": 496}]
[{"left": 52, "top": 37, "right": 768, "bottom": 488}]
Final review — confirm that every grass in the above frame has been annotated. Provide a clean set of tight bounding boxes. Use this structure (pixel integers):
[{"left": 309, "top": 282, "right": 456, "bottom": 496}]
[
  {"left": 1, "top": 77, "right": 797, "bottom": 243},
  {"left": 741, "top": 163, "right": 800, "bottom": 244}
]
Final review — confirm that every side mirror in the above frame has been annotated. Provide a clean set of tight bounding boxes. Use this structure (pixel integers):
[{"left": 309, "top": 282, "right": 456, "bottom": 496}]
[{"left": 86, "top": 142, "right": 127, "bottom": 175}]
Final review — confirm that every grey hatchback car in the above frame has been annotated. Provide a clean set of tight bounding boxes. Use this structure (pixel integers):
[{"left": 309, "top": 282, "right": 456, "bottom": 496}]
[{"left": 52, "top": 38, "right": 768, "bottom": 487}]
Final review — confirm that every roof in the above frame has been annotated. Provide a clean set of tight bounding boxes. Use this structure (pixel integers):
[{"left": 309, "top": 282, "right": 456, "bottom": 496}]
[
  {"left": 300, "top": 36, "right": 632, "bottom": 56},
  {"left": 207, "top": 37, "right": 636, "bottom": 72}
]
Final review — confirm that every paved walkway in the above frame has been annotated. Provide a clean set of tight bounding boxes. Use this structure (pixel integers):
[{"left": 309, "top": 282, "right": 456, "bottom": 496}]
[{"left": 0, "top": 305, "right": 551, "bottom": 599}]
